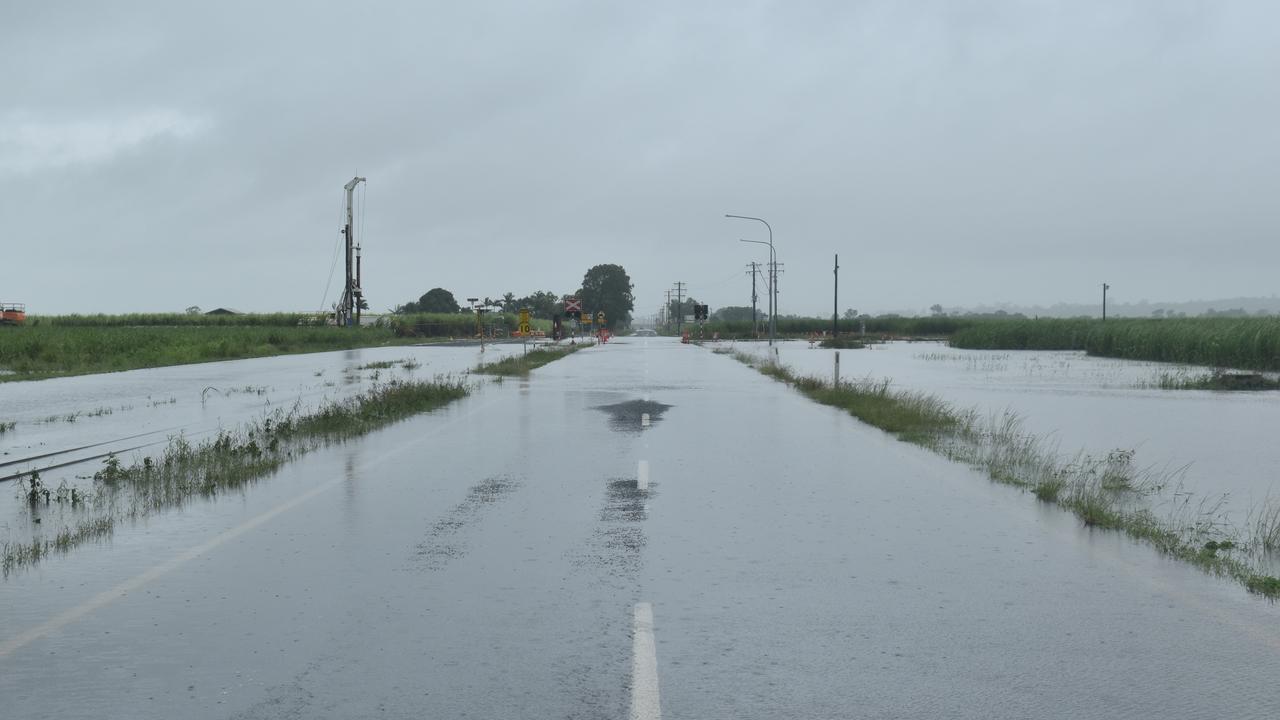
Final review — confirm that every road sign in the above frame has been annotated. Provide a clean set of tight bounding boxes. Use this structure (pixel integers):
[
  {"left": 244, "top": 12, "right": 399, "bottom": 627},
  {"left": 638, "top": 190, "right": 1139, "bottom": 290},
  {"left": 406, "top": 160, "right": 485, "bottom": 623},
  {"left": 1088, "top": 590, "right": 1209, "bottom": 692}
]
[
  {"left": 565, "top": 297, "right": 582, "bottom": 313},
  {"left": 518, "top": 308, "right": 531, "bottom": 335},
  {"left": 596, "top": 311, "right": 606, "bottom": 325}
]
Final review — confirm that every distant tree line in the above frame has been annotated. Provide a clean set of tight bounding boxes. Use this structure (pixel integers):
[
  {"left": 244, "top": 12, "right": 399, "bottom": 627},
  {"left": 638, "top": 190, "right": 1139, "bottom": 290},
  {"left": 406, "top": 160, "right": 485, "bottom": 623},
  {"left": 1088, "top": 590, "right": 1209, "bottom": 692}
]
[{"left": 389, "top": 264, "right": 635, "bottom": 330}]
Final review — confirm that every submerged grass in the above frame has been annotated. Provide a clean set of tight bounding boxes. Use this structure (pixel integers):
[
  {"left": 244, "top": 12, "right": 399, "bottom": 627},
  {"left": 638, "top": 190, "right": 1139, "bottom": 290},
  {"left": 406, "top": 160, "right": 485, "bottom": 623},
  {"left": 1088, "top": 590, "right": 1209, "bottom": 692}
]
[
  {"left": 818, "top": 337, "right": 868, "bottom": 349},
  {"left": 1144, "top": 369, "right": 1280, "bottom": 391},
  {"left": 2, "top": 377, "right": 469, "bottom": 575},
  {"left": 727, "top": 349, "right": 1280, "bottom": 599},
  {"left": 474, "top": 344, "right": 583, "bottom": 377}
]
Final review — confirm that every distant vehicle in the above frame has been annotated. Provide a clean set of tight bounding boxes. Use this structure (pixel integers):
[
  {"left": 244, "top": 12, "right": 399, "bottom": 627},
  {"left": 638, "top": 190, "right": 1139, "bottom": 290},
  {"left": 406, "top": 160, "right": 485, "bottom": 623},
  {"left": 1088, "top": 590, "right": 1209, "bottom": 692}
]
[
  {"left": 1, "top": 302, "right": 26, "bottom": 326},
  {"left": 634, "top": 329, "right": 658, "bottom": 337}
]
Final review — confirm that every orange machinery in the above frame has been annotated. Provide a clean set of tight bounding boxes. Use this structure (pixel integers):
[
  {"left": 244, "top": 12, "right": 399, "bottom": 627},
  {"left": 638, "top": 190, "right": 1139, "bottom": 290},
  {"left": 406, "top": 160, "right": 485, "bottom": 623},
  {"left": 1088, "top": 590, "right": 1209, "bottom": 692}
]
[{"left": 1, "top": 302, "right": 26, "bottom": 325}]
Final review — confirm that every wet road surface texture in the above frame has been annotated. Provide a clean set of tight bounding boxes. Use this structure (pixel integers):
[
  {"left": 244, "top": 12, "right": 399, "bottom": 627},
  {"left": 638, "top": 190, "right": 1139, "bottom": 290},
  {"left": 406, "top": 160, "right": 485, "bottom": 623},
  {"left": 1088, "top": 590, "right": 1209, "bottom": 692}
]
[{"left": 2, "top": 338, "right": 1279, "bottom": 718}]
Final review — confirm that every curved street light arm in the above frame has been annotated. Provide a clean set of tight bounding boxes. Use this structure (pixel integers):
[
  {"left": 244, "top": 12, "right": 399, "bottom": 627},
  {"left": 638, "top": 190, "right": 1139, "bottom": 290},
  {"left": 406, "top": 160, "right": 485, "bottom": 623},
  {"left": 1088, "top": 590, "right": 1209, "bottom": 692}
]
[{"left": 728, "top": 214, "right": 777, "bottom": 345}]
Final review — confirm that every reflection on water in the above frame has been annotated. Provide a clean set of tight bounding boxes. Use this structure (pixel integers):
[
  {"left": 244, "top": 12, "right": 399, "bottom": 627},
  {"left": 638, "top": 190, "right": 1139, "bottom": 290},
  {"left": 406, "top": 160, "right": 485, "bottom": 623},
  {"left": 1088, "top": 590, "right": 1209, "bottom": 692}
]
[{"left": 593, "top": 399, "right": 673, "bottom": 434}]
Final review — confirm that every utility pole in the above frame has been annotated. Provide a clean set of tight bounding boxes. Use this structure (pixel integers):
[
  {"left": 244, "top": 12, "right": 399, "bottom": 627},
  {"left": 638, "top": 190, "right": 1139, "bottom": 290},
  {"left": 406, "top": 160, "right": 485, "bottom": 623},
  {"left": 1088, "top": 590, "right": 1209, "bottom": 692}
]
[
  {"left": 770, "top": 261, "right": 784, "bottom": 339},
  {"left": 1102, "top": 282, "right": 1110, "bottom": 321},
  {"left": 747, "top": 262, "right": 761, "bottom": 338},
  {"left": 664, "top": 290, "right": 672, "bottom": 332},
  {"left": 673, "top": 282, "right": 686, "bottom": 336},
  {"left": 832, "top": 253, "right": 839, "bottom": 338},
  {"left": 337, "top": 176, "right": 366, "bottom": 327}
]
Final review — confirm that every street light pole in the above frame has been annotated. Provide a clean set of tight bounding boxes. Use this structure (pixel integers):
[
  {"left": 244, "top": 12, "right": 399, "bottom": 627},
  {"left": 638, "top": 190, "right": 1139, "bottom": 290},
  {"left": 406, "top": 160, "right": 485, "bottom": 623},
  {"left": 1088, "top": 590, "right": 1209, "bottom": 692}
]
[
  {"left": 727, "top": 214, "right": 775, "bottom": 345},
  {"left": 739, "top": 238, "right": 774, "bottom": 344}
]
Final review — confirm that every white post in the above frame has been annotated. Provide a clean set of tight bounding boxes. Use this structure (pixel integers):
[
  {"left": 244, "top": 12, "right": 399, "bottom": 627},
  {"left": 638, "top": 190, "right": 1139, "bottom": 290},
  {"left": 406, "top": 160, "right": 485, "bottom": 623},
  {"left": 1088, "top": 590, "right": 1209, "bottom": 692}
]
[{"left": 834, "top": 351, "right": 840, "bottom": 386}]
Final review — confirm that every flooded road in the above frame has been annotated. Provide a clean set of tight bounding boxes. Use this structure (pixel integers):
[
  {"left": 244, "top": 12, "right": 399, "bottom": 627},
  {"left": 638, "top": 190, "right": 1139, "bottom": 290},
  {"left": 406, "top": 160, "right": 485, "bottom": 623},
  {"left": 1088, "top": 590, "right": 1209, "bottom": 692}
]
[{"left": 2, "top": 338, "right": 1279, "bottom": 718}]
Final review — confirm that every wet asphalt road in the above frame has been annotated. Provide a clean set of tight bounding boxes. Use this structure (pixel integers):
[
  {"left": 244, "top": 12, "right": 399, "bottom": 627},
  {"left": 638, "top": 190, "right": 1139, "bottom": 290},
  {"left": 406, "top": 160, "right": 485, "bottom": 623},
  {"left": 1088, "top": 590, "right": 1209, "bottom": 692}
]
[{"left": 2, "top": 337, "right": 1280, "bottom": 718}]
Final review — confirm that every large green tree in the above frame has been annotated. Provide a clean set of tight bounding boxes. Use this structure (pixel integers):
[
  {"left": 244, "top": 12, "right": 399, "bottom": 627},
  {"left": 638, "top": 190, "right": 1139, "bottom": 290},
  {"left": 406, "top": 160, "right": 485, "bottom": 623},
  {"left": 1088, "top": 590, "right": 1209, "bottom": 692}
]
[
  {"left": 577, "top": 264, "right": 634, "bottom": 330},
  {"left": 515, "top": 290, "right": 561, "bottom": 319},
  {"left": 395, "top": 287, "right": 460, "bottom": 314}
]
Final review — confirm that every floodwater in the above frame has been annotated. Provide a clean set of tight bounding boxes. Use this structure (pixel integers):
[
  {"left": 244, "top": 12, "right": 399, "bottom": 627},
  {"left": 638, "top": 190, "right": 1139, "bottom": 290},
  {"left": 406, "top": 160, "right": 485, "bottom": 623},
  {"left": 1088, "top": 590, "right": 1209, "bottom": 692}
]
[
  {"left": 0, "top": 342, "right": 527, "bottom": 486},
  {"left": 1, "top": 337, "right": 1279, "bottom": 718},
  {"left": 0, "top": 342, "right": 544, "bottom": 547},
  {"left": 735, "top": 340, "right": 1280, "bottom": 526}
]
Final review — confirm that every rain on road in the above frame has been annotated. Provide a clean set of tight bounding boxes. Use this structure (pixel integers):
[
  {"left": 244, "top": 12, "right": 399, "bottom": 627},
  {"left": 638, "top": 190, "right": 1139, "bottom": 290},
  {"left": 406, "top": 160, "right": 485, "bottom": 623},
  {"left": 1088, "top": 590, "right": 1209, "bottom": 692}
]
[{"left": 3, "top": 337, "right": 1279, "bottom": 718}]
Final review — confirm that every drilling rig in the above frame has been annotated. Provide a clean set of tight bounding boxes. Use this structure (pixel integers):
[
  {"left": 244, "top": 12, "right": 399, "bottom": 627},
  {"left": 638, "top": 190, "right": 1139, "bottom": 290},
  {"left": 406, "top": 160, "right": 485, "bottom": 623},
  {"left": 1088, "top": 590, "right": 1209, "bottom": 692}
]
[{"left": 336, "top": 176, "right": 367, "bottom": 327}]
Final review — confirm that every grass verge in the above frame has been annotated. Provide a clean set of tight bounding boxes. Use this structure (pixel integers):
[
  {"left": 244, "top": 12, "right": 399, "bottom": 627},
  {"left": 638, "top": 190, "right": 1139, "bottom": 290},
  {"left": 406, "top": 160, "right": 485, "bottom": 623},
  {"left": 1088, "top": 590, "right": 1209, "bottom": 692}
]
[
  {"left": 474, "top": 344, "right": 583, "bottom": 377},
  {"left": 0, "top": 324, "right": 429, "bottom": 382},
  {"left": 727, "top": 349, "right": 1280, "bottom": 599},
  {"left": 3, "top": 378, "right": 469, "bottom": 575}
]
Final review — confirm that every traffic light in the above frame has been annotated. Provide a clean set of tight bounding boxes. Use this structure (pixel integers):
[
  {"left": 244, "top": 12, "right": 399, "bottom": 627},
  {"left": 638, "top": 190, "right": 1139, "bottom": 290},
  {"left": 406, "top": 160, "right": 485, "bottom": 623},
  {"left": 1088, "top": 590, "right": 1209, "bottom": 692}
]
[{"left": 693, "top": 304, "right": 709, "bottom": 320}]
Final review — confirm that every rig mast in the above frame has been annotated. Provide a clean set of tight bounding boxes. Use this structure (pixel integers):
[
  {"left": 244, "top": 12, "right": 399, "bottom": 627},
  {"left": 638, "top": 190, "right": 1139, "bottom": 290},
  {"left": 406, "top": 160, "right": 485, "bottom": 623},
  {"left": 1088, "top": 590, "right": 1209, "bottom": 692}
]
[{"left": 337, "top": 176, "right": 366, "bottom": 327}]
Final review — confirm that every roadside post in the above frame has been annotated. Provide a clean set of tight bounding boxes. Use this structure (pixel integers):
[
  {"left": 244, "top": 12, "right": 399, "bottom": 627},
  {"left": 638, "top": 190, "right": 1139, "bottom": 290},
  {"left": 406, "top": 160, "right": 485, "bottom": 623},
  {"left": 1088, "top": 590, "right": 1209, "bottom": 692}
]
[
  {"left": 467, "top": 298, "right": 485, "bottom": 352},
  {"left": 564, "top": 297, "right": 582, "bottom": 344},
  {"left": 519, "top": 307, "right": 531, "bottom": 355}
]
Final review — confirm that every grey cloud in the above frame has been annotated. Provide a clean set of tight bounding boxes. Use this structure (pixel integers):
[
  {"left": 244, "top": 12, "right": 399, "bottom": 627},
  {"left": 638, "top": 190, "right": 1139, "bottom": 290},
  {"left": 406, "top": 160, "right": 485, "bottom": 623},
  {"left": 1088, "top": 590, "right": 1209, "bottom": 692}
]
[{"left": 4, "top": 1, "right": 1278, "bottom": 316}]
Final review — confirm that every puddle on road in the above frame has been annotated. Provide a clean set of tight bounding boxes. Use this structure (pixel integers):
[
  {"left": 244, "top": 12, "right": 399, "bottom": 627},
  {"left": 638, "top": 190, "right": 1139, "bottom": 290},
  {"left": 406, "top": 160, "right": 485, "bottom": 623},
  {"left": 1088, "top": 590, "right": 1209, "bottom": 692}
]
[
  {"left": 602, "top": 479, "right": 650, "bottom": 523},
  {"left": 592, "top": 400, "right": 673, "bottom": 434},
  {"left": 568, "top": 477, "right": 653, "bottom": 583},
  {"left": 409, "top": 475, "right": 520, "bottom": 571}
]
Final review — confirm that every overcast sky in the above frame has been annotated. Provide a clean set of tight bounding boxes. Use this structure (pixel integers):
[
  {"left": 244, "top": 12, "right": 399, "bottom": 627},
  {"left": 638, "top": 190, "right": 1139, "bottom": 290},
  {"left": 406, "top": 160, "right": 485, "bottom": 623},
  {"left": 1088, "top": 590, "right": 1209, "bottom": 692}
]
[{"left": 4, "top": 1, "right": 1278, "bottom": 318}]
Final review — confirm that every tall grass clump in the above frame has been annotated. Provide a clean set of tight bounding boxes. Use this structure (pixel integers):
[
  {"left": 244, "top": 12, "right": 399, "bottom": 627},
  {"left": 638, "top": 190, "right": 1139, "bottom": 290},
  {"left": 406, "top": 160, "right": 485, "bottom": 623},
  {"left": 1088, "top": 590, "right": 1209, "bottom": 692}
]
[
  {"left": 725, "top": 348, "right": 1280, "bottom": 599},
  {"left": 1250, "top": 498, "right": 1280, "bottom": 554},
  {"left": 3, "top": 377, "right": 469, "bottom": 574},
  {"left": 951, "top": 317, "right": 1280, "bottom": 372}
]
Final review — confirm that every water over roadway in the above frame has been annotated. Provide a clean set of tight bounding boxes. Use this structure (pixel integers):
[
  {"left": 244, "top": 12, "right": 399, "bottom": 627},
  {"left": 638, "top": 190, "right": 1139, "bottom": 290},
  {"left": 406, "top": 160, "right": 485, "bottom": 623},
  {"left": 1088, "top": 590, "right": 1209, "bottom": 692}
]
[{"left": 1, "top": 337, "right": 1278, "bottom": 718}]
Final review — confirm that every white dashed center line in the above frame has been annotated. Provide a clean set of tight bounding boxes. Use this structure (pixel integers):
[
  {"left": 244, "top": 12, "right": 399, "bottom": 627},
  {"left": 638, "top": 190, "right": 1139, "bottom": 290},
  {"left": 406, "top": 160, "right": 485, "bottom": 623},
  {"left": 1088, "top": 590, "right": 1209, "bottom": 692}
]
[{"left": 631, "top": 602, "right": 661, "bottom": 720}]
